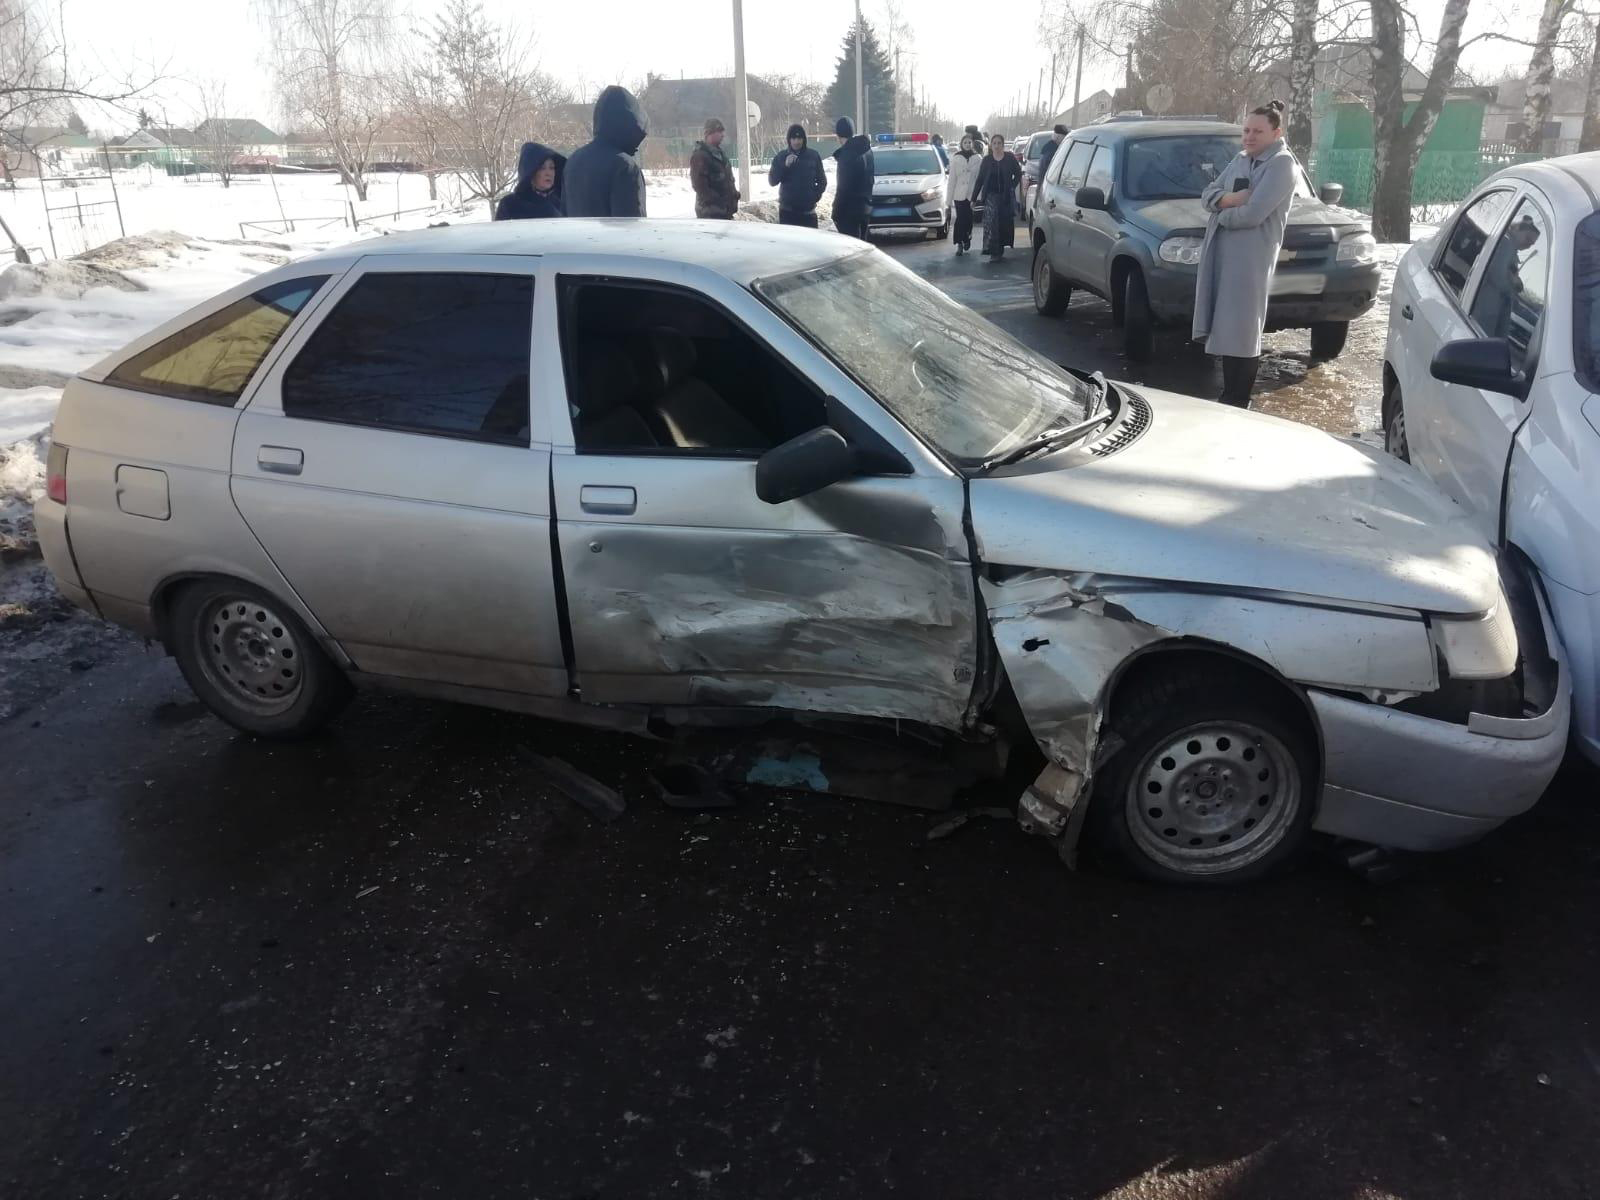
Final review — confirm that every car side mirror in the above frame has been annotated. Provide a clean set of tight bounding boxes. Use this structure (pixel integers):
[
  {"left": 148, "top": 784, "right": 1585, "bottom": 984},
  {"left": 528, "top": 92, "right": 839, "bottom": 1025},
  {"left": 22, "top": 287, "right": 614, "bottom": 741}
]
[
  {"left": 1318, "top": 182, "right": 1345, "bottom": 205},
  {"left": 1075, "top": 186, "right": 1107, "bottom": 210},
  {"left": 756, "top": 427, "right": 856, "bottom": 504},
  {"left": 1430, "top": 337, "right": 1525, "bottom": 397}
]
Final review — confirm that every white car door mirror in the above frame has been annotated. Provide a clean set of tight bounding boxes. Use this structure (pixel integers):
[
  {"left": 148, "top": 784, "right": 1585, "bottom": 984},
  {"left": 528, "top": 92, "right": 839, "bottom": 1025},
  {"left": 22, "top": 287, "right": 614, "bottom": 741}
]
[
  {"left": 756, "top": 427, "right": 856, "bottom": 504},
  {"left": 1431, "top": 337, "right": 1525, "bottom": 398}
]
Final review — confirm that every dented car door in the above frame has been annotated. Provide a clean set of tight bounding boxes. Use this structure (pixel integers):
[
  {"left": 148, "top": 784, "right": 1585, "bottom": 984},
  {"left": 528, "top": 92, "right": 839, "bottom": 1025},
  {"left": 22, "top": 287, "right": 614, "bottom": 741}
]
[{"left": 539, "top": 259, "right": 980, "bottom": 730}]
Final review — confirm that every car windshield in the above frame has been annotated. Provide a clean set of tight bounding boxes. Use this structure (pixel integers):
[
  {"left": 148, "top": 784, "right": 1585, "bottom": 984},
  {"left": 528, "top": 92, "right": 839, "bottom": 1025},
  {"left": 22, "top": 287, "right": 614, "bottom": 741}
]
[
  {"left": 872, "top": 147, "right": 941, "bottom": 175},
  {"left": 753, "top": 252, "right": 1094, "bottom": 466},
  {"left": 1123, "top": 135, "right": 1244, "bottom": 199}
]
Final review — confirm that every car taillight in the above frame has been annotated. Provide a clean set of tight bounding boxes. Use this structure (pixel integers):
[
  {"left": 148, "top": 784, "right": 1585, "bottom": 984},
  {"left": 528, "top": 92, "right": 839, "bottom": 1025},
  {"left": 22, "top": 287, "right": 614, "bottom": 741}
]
[{"left": 45, "top": 442, "right": 68, "bottom": 504}]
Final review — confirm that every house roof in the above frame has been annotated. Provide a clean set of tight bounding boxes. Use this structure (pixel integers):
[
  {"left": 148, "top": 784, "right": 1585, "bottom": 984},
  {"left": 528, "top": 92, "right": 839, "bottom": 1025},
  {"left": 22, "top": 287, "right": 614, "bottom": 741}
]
[
  {"left": 1, "top": 125, "right": 99, "bottom": 149},
  {"left": 1262, "top": 44, "right": 1430, "bottom": 100},
  {"left": 1487, "top": 75, "right": 1587, "bottom": 115},
  {"left": 193, "top": 117, "right": 281, "bottom": 143},
  {"left": 1053, "top": 90, "right": 1114, "bottom": 127}
]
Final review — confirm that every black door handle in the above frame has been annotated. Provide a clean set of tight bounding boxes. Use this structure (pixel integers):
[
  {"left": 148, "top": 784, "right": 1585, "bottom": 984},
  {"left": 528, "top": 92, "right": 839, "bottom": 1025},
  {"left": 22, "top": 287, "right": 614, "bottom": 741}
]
[{"left": 1401, "top": 304, "right": 1414, "bottom": 320}]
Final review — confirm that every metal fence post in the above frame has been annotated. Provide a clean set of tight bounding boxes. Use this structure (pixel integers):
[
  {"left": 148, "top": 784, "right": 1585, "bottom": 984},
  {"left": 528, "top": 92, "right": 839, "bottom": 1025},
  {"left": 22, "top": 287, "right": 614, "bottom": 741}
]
[
  {"left": 38, "top": 171, "right": 55, "bottom": 259},
  {"left": 103, "top": 144, "right": 126, "bottom": 238}
]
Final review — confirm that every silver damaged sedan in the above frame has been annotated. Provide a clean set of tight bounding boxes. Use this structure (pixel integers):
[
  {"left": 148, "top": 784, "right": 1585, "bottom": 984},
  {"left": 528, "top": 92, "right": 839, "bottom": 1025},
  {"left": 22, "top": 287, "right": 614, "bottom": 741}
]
[{"left": 37, "top": 221, "right": 1571, "bottom": 883}]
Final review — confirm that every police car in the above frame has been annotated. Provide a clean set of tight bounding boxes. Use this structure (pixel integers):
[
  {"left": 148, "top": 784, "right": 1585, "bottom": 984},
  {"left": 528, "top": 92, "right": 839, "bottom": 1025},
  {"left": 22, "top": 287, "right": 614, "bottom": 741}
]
[{"left": 866, "top": 132, "right": 949, "bottom": 239}]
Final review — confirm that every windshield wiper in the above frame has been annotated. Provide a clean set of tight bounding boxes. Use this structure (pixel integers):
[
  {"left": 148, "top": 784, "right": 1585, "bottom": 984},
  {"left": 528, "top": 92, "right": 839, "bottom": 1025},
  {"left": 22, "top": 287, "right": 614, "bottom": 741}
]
[{"left": 981, "top": 382, "right": 1114, "bottom": 470}]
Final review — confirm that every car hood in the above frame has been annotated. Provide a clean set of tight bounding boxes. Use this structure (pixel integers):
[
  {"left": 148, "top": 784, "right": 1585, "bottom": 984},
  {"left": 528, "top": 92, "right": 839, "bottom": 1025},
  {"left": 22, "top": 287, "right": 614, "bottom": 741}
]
[
  {"left": 873, "top": 176, "right": 938, "bottom": 192},
  {"left": 1124, "top": 194, "right": 1367, "bottom": 236},
  {"left": 968, "top": 388, "right": 1500, "bottom": 615}
]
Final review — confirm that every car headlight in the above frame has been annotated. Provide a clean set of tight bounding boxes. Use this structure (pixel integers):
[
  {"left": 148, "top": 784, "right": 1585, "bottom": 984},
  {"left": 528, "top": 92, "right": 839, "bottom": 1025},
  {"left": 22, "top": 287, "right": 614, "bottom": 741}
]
[
  {"left": 920, "top": 183, "right": 942, "bottom": 201},
  {"left": 1336, "top": 232, "right": 1378, "bottom": 265},
  {"left": 1158, "top": 235, "right": 1204, "bottom": 265},
  {"left": 1432, "top": 602, "right": 1518, "bottom": 680}
]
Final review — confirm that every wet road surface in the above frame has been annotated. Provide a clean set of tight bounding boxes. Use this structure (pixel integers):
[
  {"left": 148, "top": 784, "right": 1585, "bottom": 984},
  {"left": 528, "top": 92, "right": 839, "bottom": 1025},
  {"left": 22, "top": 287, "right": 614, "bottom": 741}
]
[{"left": 4, "top": 236, "right": 1600, "bottom": 1199}]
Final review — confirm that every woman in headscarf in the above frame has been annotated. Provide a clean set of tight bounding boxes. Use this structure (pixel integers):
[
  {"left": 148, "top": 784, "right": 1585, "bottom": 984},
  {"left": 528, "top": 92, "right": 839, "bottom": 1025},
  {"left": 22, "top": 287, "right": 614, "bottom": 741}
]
[
  {"left": 495, "top": 142, "right": 565, "bottom": 220},
  {"left": 973, "top": 133, "right": 1022, "bottom": 261},
  {"left": 1192, "top": 100, "right": 1298, "bottom": 407},
  {"left": 945, "top": 133, "right": 983, "bottom": 256}
]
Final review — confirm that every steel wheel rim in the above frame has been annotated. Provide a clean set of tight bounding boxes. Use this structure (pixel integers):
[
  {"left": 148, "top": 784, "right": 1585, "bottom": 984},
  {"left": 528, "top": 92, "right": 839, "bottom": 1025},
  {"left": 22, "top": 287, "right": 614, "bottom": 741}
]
[
  {"left": 1034, "top": 253, "right": 1050, "bottom": 305},
  {"left": 1125, "top": 720, "right": 1301, "bottom": 876},
  {"left": 196, "top": 597, "right": 304, "bottom": 715},
  {"left": 1386, "top": 407, "right": 1407, "bottom": 457}
]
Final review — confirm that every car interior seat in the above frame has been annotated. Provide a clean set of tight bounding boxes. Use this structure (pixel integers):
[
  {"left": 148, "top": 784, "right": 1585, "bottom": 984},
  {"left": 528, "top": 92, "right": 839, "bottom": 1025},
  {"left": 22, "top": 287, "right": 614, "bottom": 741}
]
[
  {"left": 643, "top": 331, "right": 768, "bottom": 450},
  {"left": 574, "top": 338, "right": 658, "bottom": 448}
]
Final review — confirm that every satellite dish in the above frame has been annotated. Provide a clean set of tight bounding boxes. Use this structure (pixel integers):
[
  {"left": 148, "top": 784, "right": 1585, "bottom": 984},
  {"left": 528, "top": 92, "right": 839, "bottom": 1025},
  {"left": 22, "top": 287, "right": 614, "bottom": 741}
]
[
  {"left": 1147, "top": 83, "right": 1175, "bottom": 115},
  {"left": 747, "top": 100, "right": 762, "bottom": 126}
]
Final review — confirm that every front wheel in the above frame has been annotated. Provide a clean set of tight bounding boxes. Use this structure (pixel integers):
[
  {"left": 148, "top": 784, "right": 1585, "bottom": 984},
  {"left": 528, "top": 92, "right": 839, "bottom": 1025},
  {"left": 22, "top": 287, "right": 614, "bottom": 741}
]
[
  {"left": 168, "top": 579, "right": 351, "bottom": 738},
  {"left": 1310, "top": 321, "right": 1350, "bottom": 359},
  {"left": 1122, "top": 268, "right": 1154, "bottom": 360},
  {"left": 1032, "top": 243, "right": 1071, "bottom": 316},
  {"left": 1092, "top": 671, "right": 1316, "bottom": 885}
]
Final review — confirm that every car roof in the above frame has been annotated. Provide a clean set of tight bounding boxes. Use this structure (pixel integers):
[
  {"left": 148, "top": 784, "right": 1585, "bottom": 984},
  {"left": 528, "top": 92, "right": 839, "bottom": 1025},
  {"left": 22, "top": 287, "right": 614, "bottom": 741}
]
[
  {"left": 292, "top": 219, "right": 857, "bottom": 284},
  {"left": 1499, "top": 151, "right": 1600, "bottom": 205},
  {"left": 1075, "top": 120, "right": 1241, "bottom": 142}
]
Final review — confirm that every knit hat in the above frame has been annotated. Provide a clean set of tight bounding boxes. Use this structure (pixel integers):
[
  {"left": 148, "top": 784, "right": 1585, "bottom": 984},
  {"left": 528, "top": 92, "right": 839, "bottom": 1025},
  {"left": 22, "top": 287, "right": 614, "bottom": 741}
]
[
  {"left": 704, "top": 117, "right": 725, "bottom": 135},
  {"left": 785, "top": 123, "right": 806, "bottom": 144},
  {"left": 835, "top": 116, "right": 854, "bottom": 138}
]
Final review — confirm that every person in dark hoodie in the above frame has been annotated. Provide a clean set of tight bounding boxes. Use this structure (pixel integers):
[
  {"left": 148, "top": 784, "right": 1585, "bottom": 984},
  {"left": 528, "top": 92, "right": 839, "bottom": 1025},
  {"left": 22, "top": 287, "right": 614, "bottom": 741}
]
[
  {"left": 830, "top": 116, "right": 874, "bottom": 240},
  {"left": 494, "top": 142, "right": 565, "bottom": 220},
  {"left": 768, "top": 124, "right": 827, "bottom": 228},
  {"left": 689, "top": 118, "right": 740, "bottom": 219},
  {"left": 563, "top": 85, "right": 648, "bottom": 218}
]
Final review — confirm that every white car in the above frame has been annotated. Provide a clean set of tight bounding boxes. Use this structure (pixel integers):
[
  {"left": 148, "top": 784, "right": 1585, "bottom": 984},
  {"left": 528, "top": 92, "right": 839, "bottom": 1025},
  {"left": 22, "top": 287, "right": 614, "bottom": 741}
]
[
  {"left": 1383, "top": 153, "right": 1600, "bottom": 766},
  {"left": 865, "top": 135, "right": 949, "bottom": 239},
  {"left": 36, "top": 221, "right": 1568, "bottom": 884}
]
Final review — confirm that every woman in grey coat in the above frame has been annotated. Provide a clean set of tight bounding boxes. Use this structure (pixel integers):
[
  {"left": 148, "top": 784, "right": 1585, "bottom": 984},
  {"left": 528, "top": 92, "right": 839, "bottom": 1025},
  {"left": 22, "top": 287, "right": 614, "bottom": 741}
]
[{"left": 1192, "top": 100, "right": 1298, "bottom": 407}]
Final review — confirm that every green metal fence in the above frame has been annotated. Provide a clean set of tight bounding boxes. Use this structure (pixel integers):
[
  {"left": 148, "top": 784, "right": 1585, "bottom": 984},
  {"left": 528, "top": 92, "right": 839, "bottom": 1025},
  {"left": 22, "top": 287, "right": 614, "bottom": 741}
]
[{"left": 1310, "top": 148, "right": 1544, "bottom": 212}]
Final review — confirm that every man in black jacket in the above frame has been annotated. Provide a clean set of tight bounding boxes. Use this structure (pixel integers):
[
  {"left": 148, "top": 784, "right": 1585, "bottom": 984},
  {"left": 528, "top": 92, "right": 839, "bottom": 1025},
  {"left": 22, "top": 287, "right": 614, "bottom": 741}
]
[
  {"left": 831, "top": 117, "right": 874, "bottom": 240},
  {"left": 564, "top": 85, "right": 648, "bottom": 218},
  {"left": 768, "top": 124, "right": 827, "bottom": 228}
]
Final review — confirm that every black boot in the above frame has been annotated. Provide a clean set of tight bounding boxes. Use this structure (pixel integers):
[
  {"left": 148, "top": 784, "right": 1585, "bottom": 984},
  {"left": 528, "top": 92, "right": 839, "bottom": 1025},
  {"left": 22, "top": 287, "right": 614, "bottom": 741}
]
[{"left": 1218, "top": 356, "right": 1260, "bottom": 408}]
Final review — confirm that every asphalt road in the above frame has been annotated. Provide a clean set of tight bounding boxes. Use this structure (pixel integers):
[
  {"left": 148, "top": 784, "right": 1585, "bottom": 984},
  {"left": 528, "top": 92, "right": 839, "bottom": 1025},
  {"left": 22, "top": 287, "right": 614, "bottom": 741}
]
[{"left": 2, "top": 237, "right": 1598, "bottom": 1200}]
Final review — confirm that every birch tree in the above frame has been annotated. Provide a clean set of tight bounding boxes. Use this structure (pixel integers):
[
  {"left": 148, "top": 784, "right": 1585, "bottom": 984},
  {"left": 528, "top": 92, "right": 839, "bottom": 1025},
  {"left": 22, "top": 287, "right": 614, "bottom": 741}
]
[
  {"left": 259, "top": 0, "right": 391, "bottom": 201},
  {"left": 1369, "top": 0, "right": 1472, "bottom": 243},
  {"left": 1520, "top": 0, "right": 1577, "bottom": 150},
  {"left": 1287, "top": 0, "right": 1320, "bottom": 158}
]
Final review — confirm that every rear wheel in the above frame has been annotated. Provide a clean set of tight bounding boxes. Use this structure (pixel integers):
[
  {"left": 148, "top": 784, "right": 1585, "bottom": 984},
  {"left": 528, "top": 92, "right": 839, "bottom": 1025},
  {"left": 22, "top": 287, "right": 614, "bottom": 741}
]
[
  {"left": 1032, "top": 242, "right": 1071, "bottom": 316},
  {"left": 1122, "top": 268, "right": 1154, "bottom": 360},
  {"left": 169, "top": 579, "right": 350, "bottom": 738},
  {"left": 1093, "top": 670, "right": 1316, "bottom": 885},
  {"left": 1310, "top": 320, "right": 1350, "bottom": 360}
]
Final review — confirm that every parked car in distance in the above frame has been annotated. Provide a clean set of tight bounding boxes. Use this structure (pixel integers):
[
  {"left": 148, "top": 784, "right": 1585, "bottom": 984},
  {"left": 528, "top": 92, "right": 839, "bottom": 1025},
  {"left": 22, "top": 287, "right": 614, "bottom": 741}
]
[
  {"left": 1019, "top": 129, "right": 1056, "bottom": 223},
  {"left": 1028, "top": 119, "right": 1379, "bottom": 360},
  {"left": 1383, "top": 152, "right": 1600, "bottom": 766},
  {"left": 867, "top": 133, "right": 949, "bottom": 239},
  {"left": 37, "top": 221, "right": 1568, "bottom": 885}
]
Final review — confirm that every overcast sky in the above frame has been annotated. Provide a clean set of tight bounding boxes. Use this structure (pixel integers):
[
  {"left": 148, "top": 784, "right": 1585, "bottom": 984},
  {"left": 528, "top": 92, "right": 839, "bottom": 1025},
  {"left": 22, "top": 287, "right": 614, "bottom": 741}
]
[{"left": 63, "top": 0, "right": 1546, "bottom": 136}]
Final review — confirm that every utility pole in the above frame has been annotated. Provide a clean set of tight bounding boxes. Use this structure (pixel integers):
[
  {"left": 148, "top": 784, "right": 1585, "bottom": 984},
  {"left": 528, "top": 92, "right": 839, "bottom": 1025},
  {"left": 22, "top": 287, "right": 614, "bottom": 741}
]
[
  {"left": 1049, "top": 55, "right": 1058, "bottom": 120},
  {"left": 732, "top": 0, "right": 751, "bottom": 205},
  {"left": 1037, "top": 68, "right": 1044, "bottom": 122},
  {"left": 894, "top": 46, "right": 900, "bottom": 132},
  {"left": 1072, "top": 25, "right": 1084, "bottom": 126},
  {"left": 854, "top": 0, "right": 864, "bottom": 133}
]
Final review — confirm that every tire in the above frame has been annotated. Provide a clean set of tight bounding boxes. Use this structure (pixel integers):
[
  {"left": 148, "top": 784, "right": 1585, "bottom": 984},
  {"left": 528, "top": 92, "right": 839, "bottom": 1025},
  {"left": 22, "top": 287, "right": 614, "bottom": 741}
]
[
  {"left": 1092, "top": 669, "right": 1316, "bottom": 885},
  {"left": 168, "top": 578, "right": 351, "bottom": 739},
  {"left": 1384, "top": 382, "right": 1411, "bottom": 463},
  {"left": 1310, "top": 320, "right": 1349, "bottom": 360},
  {"left": 1122, "top": 267, "right": 1154, "bottom": 361},
  {"left": 936, "top": 215, "right": 950, "bottom": 240},
  {"left": 1032, "top": 242, "right": 1071, "bottom": 316}
]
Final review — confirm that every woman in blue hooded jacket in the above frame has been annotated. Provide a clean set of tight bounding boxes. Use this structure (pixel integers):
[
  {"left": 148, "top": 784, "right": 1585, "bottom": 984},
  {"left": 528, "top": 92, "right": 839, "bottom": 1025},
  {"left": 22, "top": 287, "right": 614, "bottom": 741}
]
[{"left": 495, "top": 142, "right": 565, "bottom": 220}]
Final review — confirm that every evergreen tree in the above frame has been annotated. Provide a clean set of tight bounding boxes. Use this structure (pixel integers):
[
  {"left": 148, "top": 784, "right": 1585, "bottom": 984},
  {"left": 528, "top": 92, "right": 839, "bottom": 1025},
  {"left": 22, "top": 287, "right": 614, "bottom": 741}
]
[
  {"left": 137, "top": 107, "right": 153, "bottom": 130},
  {"left": 824, "top": 20, "right": 897, "bottom": 133},
  {"left": 66, "top": 109, "right": 88, "bottom": 136}
]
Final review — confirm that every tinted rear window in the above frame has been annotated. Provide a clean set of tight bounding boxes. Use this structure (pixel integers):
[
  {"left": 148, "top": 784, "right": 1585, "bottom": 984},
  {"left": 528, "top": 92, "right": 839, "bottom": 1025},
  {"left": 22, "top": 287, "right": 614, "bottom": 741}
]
[
  {"left": 1574, "top": 211, "right": 1600, "bottom": 392},
  {"left": 283, "top": 272, "right": 533, "bottom": 445},
  {"left": 107, "top": 277, "right": 327, "bottom": 405}
]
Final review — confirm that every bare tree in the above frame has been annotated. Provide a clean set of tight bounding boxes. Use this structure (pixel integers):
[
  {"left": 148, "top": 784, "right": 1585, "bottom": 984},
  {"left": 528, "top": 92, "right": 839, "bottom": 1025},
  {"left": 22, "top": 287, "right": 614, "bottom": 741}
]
[
  {"left": 1369, "top": 0, "right": 1472, "bottom": 243},
  {"left": 259, "top": 0, "right": 391, "bottom": 201},
  {"left": 1287, "top": 0, "right": 1320, "bottom": 158},
  {"left": 193, "top": 81, "right": 245, "bottom": 188},
  {"left": 1520, "top": 0, "right": 1578, "bottom": 150},
  {"left": 387, "top": 50, "right": 451, "bottom": 200}
]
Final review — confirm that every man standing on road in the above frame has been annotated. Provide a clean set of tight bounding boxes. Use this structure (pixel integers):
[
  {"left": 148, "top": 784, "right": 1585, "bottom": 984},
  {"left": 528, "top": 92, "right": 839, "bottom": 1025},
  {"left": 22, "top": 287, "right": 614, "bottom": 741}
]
[
  {"left": 831, "top": 116, "right": 875, "bottom": 240},
  {"left": 769, "top": 124, "right": 827, "bottom": 228},
  {"left": 1039, "top": 124, "right": 1067, "bottom": 179},
  {"left": 564, "top": 84, "right": 649, "bottom": 217},
  {"left": 690, "top": 118, "right": 741, "bottom": 220}
]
